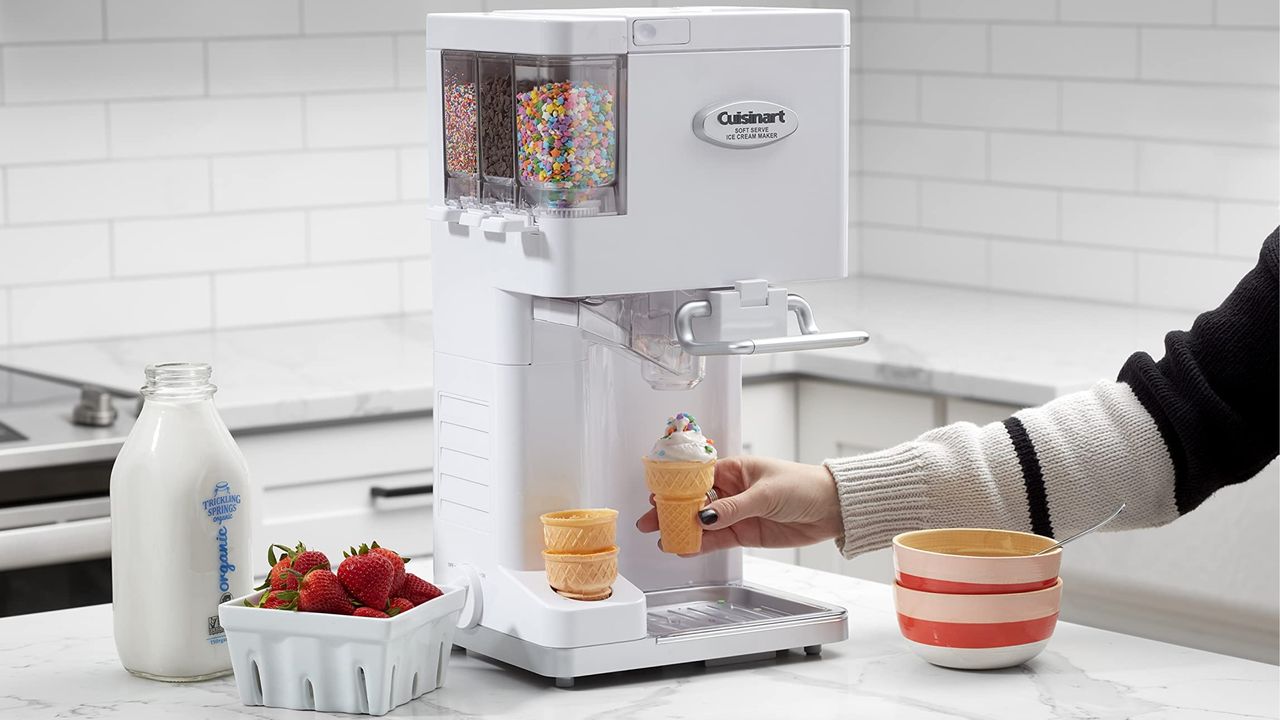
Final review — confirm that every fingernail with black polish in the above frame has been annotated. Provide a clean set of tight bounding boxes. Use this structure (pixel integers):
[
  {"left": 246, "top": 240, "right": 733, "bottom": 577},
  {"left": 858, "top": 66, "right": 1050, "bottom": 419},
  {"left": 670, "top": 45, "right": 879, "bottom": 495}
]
[{"left": 699, "top": 508, "right": 719, "bottom": 526}]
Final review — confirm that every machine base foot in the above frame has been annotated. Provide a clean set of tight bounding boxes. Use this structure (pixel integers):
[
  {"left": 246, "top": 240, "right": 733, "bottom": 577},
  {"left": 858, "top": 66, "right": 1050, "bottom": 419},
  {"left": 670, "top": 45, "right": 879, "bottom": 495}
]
[
  {"left": 804, "top": 645, "right": 823, "bottom": 656},
  {"left": 555, "top": 677, "right": 575, "bottom": 689}
]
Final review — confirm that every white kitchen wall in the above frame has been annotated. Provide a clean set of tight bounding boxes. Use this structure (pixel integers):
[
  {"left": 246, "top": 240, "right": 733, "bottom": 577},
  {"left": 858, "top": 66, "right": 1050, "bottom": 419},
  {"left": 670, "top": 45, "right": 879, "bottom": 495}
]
[
  {"left": 0, "top": 0, "right": 1276, "bottom": 347},
  {"left": 854, "top": 0, "right": 1280, "bottom": 309}
]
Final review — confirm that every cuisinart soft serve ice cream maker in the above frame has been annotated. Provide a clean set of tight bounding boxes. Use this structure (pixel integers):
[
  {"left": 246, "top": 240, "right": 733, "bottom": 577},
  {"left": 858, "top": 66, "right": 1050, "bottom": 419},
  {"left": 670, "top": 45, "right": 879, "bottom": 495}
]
[{"left": 424, "top": 7, "right": 869, "bottom": 686}]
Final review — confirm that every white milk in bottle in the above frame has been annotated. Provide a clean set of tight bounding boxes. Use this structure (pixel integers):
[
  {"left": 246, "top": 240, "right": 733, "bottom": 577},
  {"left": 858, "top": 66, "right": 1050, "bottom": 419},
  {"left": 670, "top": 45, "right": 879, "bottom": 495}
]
[{"left": 111, "top": 362, "right": 253, "bottom": 681}]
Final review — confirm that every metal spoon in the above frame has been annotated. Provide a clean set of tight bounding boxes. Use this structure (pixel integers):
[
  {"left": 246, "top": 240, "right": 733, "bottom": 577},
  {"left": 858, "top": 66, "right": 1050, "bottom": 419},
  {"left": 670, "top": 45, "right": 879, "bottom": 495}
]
[{"left": 1033, "top": 503, "right": 1126, "bottom": 555}]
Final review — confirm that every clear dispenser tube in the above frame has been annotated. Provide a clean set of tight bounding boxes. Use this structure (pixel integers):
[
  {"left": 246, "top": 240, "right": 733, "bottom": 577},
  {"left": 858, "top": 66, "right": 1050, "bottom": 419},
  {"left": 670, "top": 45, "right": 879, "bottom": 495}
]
[
  {"left": 514, "top": 55, "right": 622, "bottom": 217},
  {"left": 441, "top": 51, "right": 478, "bottom": 203},
  {"left": 478, "top": 54, "right": 517, "bottom": 205}
]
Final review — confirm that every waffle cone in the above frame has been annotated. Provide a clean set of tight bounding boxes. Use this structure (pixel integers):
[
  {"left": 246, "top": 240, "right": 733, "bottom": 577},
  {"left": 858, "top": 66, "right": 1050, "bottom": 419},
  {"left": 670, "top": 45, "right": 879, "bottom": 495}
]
[
  {"left": 642, "top": 457, "right": 715, "bottom": 497},
  {"left": 543, "top": 547, "right": 618, "bottom": 600},
  {"left": 540, "top": 508, "right": 617, "bottom": 554},
  {"left": 654, "top": 495, "right": 706, "bottom": 555}
]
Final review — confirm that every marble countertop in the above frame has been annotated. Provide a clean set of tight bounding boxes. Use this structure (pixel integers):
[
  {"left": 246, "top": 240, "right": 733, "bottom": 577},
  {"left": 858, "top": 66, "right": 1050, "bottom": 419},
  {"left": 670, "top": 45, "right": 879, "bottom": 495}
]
[
  {"left": 0, "top": 278, "right": 1195, "bottom": 433},
  {"left": 0, "top": 558, "right": 1275, "bottom": 719}
]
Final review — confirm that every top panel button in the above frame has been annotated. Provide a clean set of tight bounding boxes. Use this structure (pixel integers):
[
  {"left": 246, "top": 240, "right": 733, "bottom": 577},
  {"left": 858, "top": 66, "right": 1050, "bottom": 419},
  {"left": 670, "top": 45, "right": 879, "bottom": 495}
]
[{"left": 632, "top": 18, "right": 690, "bottom": 47}]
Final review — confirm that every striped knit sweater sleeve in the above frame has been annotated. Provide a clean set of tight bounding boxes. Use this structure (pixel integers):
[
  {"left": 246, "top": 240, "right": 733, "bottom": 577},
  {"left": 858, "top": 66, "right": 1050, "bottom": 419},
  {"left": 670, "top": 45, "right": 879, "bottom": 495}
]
[{"left": 827, "top": 229, "right": 1279, "bottom": 558}]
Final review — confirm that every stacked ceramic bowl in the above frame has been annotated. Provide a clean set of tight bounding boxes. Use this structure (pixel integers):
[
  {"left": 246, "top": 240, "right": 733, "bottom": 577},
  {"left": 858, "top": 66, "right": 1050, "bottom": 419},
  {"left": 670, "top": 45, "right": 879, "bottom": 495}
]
[
  {"left": 891, "top": 528, "right": 1063, "bottom": 670},
  {"left": 540, "top": 509, "right": 619, "bottom": 601}
]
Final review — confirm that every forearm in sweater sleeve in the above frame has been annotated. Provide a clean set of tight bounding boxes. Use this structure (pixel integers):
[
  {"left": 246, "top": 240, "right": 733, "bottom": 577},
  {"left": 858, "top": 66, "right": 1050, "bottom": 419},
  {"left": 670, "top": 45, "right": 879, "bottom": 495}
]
[
  {"left": 827, "top": 382, "right": 1176, "bottom": 557},
  {"left": 827, "top": 229, "right": 1278, "bottom": 559}
]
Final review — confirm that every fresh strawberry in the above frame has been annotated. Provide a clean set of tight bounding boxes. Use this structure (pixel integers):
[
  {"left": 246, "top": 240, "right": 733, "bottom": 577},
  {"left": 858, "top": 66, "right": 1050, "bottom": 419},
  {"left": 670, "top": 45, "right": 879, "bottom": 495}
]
[
  {"left": 368, "top": 541, "right": 407, "bottom": 594},
  {"left": 354, "top": 607, "right": 390, "bottom": 619},
  {"left": 400, "top": 574, "right": 443, "bottom": 605},
  {"left": 297, "top": 568, "right": 354, "bottom": 615},
  {"left": 261, "top": 556, "right": 298, "bottom": 591},
  {"left": 292, "top": 549, "right": 330, "bottom": 576},
  {"left": 339, "top": 545, "right": 396, "bottom": 609},
  {"left": 258, "top": 590, "right": 297, "bottom": 610},
  {"left": 255, "top": 542, "right": 327, "bottom": 591},
  {"left": 387, "top": 597, "right": 414, "bottom": 616}
]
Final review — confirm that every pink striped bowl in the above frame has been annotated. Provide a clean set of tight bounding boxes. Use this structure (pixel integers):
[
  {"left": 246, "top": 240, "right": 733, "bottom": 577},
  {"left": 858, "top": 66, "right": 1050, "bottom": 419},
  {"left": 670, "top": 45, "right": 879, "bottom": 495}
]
[
  {"left": 892, "top": 528, "right": 1060, "bottom": 595},
  {"left": 893, "top": 579, "right": 1063, "bottom": 670}
]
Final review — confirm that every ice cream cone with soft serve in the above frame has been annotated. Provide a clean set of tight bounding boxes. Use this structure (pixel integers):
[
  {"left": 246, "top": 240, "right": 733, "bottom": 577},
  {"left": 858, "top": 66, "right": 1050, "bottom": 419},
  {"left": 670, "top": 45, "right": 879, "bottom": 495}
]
[{"left": 642, "top": 413, "right": 717, "bottom": 554}]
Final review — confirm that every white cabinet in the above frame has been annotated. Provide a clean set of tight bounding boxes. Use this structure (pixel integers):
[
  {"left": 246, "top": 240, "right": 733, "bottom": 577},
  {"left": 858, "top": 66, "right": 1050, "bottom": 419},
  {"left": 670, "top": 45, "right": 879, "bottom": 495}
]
[
  {"left": 795, "top": 380, "right": 938, "bottom": 582},
  {"left": 945, "top": 397, "right": 1021, "bottom": 426},
  {"left": 237, "top": 415, "right": 434, "bottom": 575},
  {"left": 740, "top": 380, "right": 798, "bottom": 564}
]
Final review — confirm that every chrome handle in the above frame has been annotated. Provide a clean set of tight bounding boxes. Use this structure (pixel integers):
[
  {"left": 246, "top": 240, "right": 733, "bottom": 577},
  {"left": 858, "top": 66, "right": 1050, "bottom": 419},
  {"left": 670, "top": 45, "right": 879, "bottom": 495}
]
[{"left": 675, "top": 293, "right": 870, "bottom": 356}]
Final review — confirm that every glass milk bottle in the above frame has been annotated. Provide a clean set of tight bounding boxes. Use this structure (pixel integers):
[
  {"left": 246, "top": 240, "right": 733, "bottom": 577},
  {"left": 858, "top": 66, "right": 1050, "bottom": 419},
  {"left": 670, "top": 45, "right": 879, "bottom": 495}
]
[{"left": 110, "top": 362, "right": 252, "bottom": 681}]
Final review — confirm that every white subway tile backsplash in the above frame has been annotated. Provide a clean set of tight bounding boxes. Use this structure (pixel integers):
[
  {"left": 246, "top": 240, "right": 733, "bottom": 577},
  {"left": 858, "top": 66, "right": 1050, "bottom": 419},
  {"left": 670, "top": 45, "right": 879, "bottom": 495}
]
[
  {"left": 1216, "top": 0, "right": 1280, "bottom": 26},
  {"left": 110, "top": 98, "right": 304, "bottom": 158},
  {"left": 1141, "top": 29, "right": 1278, "bottom": 85},
  {"left": 214, "top": 263, "right": 400, "bottom": 328},
  {"left": 921, "top": 180, "right": 1058, "bottom": 240},
  {"left": 0, "top": 0, "right": 1273, "bottom": 344},
  {"left": 860, "top": 175, "right": 918, "bottom": 226},
  {"left": 1061, "top": 193, "right": 1215, "bottom": 253},
  {"left": 7, "top": 159, "right": 209, "bottom": 223},
  {"left": 921, "top": 76, "right": 1057, "bottom": 130},
  {"left": 106, "top": 0, "right": 300, "bottom": 39},
  {"left": 9, "top": 276, "right": 211, "bottom": 345},
  {"left": 860, "top": 22, "right": 987, "bottom": 73},
  {"left": 2, "top": 43, "right": 204, "bottom": 103},
  {"left": 1063, "top": 83, "right": 1279, "bottom": 147},
  {"left": 303, "top": 0, "right": 455, "bottom": 34},
  {"left": 402, "top": 258, "right": 432, "bottom": 313},
  {"left": 310, "top": 204, "right": 430, "bottom": 262},
  {"left": 208, "top": 37, "right": 395, "bottom": 95},
  {"left": 1059, "top": 0, "right": 1214, "bottom": 25},
  {"left": 0, "top": 224, "right": 110, "bottom": 286},
  {"left": 396, "top": 34, "right": 427, "bottom": 88},
  {"left": 0, "top": 0, "right": 102, "bottom": 43},
  {"left": 859, "top": 73, "right": 918, "bottom": 122},
  {"left": 992, "top": 26, "right": 1137, "bottom": 79},
  {"left": 0, "top": 105, "right": 107, "bottom": 164},
  {"left": 1139, "top": 142, "right": 1279, "bottom": 203},
  {"left": 114, "top": 213, "right": 307, "bottom": 276},
  {"left": 989, "top": 241, "right": 1136, "bottom": 303},
  {"left": 917, "top": 0, "right": 1054, "bottom": 21},
  {"left": 861, "top": 125, "right": 986, "bottom": 179},
  {"left": 862, "top": 226, "right": 987, "bottom": 287},
  {"left": 990, "top": 133, "right": 1137, "bottom": 191},
  {"left": 1217, "top": 203, "right": 1279, "bottom": 257},
  {"left": 1137, "top": 253, "right": 1254, "bottom": 310},
  {"left": 305, "top": 91, "right": 428, "bottom": 148},
  {"left": 859, "top": 0, "right": 915, "bottom": 18},
  {"left": 212, "top": 150, "right": 398, "bottom": 211},
  {"left": 399, "top": 147, "right": 430, "bottom": 199}
]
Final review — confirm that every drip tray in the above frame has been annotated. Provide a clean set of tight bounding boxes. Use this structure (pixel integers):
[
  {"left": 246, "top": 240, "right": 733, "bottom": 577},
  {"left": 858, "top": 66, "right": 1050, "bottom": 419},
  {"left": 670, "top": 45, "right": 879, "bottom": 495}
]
[{"left": 645, "top": 584, "right": 845, "bottom": 641}]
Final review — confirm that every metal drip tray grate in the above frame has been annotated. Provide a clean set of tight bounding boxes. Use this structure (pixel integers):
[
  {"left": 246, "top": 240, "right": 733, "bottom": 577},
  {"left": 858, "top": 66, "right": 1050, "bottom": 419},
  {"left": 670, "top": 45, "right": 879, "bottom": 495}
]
[{"left": 645, "top": 584, "right": 845, "bottom": 641}]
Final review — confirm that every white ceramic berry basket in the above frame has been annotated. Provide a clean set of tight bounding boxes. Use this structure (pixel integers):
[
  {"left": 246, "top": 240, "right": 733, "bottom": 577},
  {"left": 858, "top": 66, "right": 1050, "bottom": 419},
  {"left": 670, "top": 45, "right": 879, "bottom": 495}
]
[{"left": 218, "top": 585, "right": 465, "bottom": 716}]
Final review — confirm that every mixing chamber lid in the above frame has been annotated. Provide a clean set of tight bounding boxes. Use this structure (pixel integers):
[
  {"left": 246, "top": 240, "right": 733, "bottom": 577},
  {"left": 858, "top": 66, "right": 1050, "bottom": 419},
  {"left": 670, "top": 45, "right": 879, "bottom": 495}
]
[{"left": 425, "top": 7, "right": 849, "bottom": 56}]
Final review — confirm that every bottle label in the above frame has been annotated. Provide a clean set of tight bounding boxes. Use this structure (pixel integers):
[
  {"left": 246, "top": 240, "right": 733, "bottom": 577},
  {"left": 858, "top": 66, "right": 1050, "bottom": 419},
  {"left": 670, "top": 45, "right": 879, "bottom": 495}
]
[{"left": 202, "top": 481, "right": 242, "bottom": 645}]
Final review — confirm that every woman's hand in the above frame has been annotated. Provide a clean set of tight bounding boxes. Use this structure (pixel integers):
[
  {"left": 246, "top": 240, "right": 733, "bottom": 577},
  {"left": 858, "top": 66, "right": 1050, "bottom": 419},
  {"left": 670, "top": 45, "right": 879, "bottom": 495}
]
[{"left": 635, "top": 456, "right": 844, "bottom": 556}]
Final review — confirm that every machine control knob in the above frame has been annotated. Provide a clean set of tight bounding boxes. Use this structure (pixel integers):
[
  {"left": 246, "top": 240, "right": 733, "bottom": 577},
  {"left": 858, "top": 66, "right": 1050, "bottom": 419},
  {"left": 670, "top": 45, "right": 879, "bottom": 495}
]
[
  {"left": 454, "top": 564, "right": 483, "bottom": 630},
  {"left": 71, "top": 386, "right": 118, "bottom": 427},
  {"left": 425, "top": 205, "right": 462, "bottom": 223},
  {"left": 632, "top": 18, "right": 690, "bottom": 46},
  {"left": 459, "top": 210, "right": 490, "bottom": 227},
  {"left": 479, "top": 214, "right": 530, "bottom": 233}
]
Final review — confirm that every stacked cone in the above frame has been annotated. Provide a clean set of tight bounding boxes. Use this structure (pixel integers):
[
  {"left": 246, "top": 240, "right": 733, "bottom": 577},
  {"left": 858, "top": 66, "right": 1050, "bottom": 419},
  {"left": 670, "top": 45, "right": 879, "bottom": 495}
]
[
  {"left": 643, "top": 458, "right": 715, "bottom": 554},
  {"left": 540, "top": 509, "right": 618, "bottom": 601}
]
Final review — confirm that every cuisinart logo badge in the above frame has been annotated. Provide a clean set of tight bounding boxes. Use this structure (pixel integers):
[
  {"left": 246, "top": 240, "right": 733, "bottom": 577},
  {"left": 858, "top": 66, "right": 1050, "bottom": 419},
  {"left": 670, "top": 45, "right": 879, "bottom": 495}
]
[{"left": 693, "top": 100, "right": 798, "bottom": 149}]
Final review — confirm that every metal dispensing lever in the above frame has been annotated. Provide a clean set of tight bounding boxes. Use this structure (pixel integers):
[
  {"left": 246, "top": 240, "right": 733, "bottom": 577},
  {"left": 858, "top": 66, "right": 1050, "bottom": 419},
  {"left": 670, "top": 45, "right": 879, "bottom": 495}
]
[{"left": 675, "top": 289, "right": 870, "bottom": 356}]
